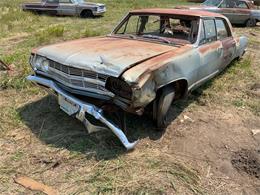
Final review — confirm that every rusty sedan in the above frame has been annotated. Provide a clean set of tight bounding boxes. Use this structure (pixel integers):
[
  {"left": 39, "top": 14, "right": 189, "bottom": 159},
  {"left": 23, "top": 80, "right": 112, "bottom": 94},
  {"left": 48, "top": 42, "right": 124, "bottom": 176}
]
[
  {"left": 22, "top": 0, "right": 106, "bottom": 17},
  {"left": 177, "top": 0, "right": 260, "bottom": 27},
  {"left": 27, "top": 9, "right": 247, "bottom": 150}
]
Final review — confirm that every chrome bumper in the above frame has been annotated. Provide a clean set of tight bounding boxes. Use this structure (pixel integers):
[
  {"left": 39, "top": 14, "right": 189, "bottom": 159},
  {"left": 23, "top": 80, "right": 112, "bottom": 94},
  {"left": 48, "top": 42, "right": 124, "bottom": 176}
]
[
  {"left": 27, "top": 75, "right": 138, "bottom": 150},
  {"left": 93, "top": 9, "right": 106, "bottom": 16}
]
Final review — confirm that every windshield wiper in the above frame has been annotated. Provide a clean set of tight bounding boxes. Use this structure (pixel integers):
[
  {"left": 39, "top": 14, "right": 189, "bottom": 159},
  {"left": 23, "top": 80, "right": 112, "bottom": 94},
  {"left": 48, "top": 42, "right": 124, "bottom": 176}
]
[{"left": 142, "top": 34, "right": 171, "bottom": 44}]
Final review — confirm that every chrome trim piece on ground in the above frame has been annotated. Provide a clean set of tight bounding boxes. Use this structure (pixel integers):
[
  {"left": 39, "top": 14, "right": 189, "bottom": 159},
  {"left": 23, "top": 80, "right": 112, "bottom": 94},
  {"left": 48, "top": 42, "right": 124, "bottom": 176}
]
[{"left": 27, "top": 75, "right": 138, "bottom": 150}]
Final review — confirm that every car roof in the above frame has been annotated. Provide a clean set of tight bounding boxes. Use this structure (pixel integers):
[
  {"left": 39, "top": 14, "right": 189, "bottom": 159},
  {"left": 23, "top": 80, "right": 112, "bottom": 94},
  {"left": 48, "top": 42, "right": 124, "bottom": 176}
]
[{"left": 130, "top": 8, "right": 224, "bottom": 18}]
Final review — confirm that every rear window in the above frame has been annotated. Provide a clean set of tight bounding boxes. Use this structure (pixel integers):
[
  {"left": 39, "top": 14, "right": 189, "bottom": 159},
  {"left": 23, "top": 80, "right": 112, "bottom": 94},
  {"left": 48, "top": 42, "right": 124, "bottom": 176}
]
[{"left": 215, "top": 19, "right": 229, "bottom": 40}]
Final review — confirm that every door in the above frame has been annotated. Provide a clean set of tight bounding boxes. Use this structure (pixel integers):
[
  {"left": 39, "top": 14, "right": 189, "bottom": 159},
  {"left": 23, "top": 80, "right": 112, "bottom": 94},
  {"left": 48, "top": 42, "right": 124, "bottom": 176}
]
[
  {"left": 218, "top": 0, "right": 237, "bottom": 23},
  {"left": 232, "top": 1, "right": 251, "bottom": 24},
  {"left": 45, "top": 0, "right": 59, "bottom": 15},
  {"left": 218, "top": 0, "right": 250, "bottom": 24},
  {"left": 215, "top": 18, "right": 236, "bottom": 70},
  {"left": 57, "top": 0, "right": 76, "bottom": 16},
  {"left": 196, "top": 19, "right": 223, "bottom": 87}
]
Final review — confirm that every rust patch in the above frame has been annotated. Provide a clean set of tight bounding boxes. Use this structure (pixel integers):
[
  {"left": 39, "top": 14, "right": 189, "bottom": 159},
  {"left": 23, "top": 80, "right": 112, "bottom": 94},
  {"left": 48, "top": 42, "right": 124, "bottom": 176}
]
[
  {"left": 123, "top": 45, "right": 192, "bottom": 84},
  {"left": 198, "top": 41, "right": 221, "bottom": 55},
  {"left": 130, "top": 8, "right": 224, "bottom": 18}
]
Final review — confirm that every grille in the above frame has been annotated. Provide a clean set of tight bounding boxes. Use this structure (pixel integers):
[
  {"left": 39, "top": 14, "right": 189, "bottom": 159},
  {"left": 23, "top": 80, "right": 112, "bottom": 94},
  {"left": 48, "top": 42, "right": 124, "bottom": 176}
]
[{"left": 48, "top": 60, "right": 109, "bottom": 92}]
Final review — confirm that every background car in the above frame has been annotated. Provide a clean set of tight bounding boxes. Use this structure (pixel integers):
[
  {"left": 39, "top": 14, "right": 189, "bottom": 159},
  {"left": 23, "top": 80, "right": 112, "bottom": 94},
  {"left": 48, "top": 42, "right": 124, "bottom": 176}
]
[
  {"left": 22, "top": 0, "right": 106, "bottom": 18},
  {"left": 181, "top": 0, "right": 260, "bottom": 26}
]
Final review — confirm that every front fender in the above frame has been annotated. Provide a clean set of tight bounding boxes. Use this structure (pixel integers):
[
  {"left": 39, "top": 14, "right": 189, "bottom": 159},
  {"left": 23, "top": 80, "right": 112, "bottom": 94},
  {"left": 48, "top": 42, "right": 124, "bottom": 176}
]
[
  {"left": 123, "top": 47, "right": 199, "bottom": 108},
  {"left": 251, "top": 10, "right": 260, "bottom": 21},
  {"left": 236, "top": 36, "right": 248, "bottom": 58}
]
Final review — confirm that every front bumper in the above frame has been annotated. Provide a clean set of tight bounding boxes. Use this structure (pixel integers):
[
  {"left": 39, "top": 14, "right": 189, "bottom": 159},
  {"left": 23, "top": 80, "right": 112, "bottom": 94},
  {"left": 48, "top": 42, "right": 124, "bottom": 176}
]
[
  {"left": 93, "top": 9, "right": 106, "bottom": 16},
  {"left": 27, "top": 75, "right": 138, "bottom": 150}
]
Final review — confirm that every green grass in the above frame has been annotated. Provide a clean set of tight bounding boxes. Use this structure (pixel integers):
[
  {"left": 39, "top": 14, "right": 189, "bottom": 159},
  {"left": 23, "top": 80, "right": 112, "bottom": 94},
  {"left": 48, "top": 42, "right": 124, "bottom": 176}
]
[{"left": 0, "top": 0, "right": 259, "bottom": 194}]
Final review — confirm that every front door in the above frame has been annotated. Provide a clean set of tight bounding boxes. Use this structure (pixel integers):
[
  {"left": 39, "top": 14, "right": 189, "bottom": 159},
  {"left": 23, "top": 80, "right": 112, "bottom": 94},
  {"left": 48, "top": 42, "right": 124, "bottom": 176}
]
[
  {"left": 196, "top": 19, "right": 223, "bottom": 87},
  {"left": 58, "top": 0, "right": 76, "bottom": 16}
]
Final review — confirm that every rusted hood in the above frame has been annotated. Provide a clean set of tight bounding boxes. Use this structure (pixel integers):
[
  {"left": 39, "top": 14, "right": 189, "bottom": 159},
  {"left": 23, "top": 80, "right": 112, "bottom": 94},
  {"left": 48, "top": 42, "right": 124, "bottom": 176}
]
[
  {"left": 175, "top": 5, "right": 217, "bottom": 10},
  {"left": 35, "top": 36, "right": 175, "bottom": 77}
]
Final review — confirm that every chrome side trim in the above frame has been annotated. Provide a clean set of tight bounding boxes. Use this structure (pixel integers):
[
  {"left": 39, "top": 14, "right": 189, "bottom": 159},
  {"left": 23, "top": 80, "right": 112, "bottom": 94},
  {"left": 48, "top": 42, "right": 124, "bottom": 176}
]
[
  {"left": 188, "top": 70, "right": 219, "bottom": 91},
  {"left": 27, "top": 75, "right": 138, "bottom": 150}
]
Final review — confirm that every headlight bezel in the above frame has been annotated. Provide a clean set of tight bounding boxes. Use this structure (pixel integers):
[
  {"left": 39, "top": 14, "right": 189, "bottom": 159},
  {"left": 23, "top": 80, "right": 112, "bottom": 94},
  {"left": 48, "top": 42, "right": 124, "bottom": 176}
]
[
  {"left": 105, "top": 77, "right": 132, "bottom": 100},
  {"left": 30, "top": 54, "right": 49, "bottom": 73}
]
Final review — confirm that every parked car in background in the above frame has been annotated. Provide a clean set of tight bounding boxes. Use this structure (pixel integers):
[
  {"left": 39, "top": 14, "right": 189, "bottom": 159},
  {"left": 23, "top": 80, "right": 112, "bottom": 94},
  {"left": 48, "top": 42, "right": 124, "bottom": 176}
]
[
  {"left": 22, "top": 0, "right": 106, "bottom": 18},
  {"left": 178, "top": 0, "right": 260, "bottom": 26},
  {"left": 27, "top": 9, "right": 247, "bottom": 150},
  {"left": 187, "top": 0, "right": 260, "bottom": 6},
  {"left": 187, "top": 0, "right": 204, "bottom": 2}
]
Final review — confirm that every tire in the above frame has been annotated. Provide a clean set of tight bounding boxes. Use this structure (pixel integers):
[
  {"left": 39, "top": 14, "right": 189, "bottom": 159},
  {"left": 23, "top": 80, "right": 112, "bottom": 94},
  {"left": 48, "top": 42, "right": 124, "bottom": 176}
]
[
  {"left": 153, "top": 86, "right": 175, "bottom": 129},
  {"left": 80, "top": 10, "right": 94, "bottom": 18},
  {"left": 245, "top": 18, "right": 256, "bottom": 27}
]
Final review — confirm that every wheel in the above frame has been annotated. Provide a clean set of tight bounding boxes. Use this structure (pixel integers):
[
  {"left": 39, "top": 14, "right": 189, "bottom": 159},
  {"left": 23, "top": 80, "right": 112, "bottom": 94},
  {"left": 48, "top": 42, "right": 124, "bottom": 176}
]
[
  {"left": 80, "top": 10, "right": 94, "bottom": 18},
  {"left": 245, "top": 18, "right": 256, "bottom": 27},
  {"left": 153, "top": 86, "right": 175, "bottom": 129}
]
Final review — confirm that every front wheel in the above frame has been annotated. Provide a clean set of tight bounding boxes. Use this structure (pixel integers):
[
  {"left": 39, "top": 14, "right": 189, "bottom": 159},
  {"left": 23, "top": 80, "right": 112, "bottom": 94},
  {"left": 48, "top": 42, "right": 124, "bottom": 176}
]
[
  {"left": 153, "top": 86, "right": 175, "bottom": 129},
  {"left": 80, "top": 10, "right": 94, "bottom": 18}
]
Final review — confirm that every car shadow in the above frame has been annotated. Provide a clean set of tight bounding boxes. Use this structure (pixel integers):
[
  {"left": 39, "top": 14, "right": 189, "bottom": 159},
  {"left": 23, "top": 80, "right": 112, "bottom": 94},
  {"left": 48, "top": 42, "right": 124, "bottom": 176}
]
[{"left": 18, "top": 62, "right": 232, "bottom": 160}]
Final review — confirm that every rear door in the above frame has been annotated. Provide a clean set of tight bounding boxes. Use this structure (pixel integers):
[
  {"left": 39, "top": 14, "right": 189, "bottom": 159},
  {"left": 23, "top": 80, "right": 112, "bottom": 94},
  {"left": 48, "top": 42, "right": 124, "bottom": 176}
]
[
  {"left": 215, "top": 18, "right": 236, "bottom": 69},
  {"left": 58, "top": 0, "right": 76, "bottom": 16},
  {"left": 45, "top": 0, "right": 59, "bottom": 14}
]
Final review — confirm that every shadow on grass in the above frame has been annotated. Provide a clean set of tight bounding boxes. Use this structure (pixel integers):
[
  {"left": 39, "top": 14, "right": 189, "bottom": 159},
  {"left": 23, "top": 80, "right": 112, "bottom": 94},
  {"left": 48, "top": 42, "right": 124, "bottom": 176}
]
[{"left": 18, "top": 61, "right": 235, "bottom": 160}]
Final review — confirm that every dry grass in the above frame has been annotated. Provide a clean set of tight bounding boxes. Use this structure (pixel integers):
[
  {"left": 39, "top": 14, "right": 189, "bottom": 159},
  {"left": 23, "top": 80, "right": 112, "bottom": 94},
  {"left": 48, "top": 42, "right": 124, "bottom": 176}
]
[{"left": 0, "top": 0, "right": 260, "bottom": 194}]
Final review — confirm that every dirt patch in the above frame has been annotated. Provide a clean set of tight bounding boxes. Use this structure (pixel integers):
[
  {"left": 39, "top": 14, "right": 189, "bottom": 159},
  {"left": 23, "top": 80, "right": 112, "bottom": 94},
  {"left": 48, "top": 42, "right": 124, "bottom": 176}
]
[{"left": 231, "top": 149, "right": 260, "bottom": 179}]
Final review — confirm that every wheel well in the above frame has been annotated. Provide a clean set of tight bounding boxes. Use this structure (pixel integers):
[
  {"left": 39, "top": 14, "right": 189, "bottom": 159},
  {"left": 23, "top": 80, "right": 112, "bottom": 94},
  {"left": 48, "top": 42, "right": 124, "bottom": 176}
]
[
  {"left": 80, "top": 9, "right": 93, "bottom": 17},
  {"left": 156, "top": 79, "right": 188, "bottom": 100}
]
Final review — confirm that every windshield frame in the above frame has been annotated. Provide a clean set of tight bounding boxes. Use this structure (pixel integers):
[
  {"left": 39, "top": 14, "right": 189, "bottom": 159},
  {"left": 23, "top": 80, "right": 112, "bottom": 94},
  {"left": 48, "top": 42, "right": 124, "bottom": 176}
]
[{"left": 111, "top": 13, "right": 200, "bottom": 46}]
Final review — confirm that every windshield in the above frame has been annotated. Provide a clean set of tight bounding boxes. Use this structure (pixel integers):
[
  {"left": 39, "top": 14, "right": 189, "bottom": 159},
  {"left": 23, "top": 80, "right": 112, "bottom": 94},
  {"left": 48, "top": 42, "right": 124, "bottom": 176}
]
[
  {"left": 72, "top": 0, "right": 85, "bottom": 3},
  {"left": 113, "top": 14, "right": 199, "bottom": 44},
  {"left": 203, "top": 0, "right": 223, "bottom": 6}
]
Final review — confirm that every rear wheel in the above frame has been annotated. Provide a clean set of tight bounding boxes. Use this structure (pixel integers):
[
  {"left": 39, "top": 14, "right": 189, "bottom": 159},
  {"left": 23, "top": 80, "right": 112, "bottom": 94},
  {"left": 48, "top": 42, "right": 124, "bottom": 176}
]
[
  {"left": 80, "top": 10, "right": 94, "bottom": 18},
  {"left": 153, "top": 86, "right": 175, "bottom": 129},
  {"left": 245, "top": 18, "right": 256, "bottom": 27}
]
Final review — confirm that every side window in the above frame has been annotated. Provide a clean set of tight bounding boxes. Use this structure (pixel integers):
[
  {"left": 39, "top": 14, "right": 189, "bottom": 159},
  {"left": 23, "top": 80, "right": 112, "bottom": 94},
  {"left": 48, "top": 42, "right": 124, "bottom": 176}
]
[
  {"left": 59, "top": 0, "right": 72, "bottom": 3},
  {"left": 215, "top": 19, "right": 229, "bottom": 40},
  {"left": 236, "top": 1, "right": 249, "bottom": 9},
  {"left": 219, "top": 0, "right": 227, "bottom": 8},
  {"left": 220, "top": 0, "right": 236, "bottom": 8},
  {"left": 204, "top": 19, "right": 217, "bottom": 43},
  {"left": 46, "top": 0, "right": 59, "bottom": 3}
]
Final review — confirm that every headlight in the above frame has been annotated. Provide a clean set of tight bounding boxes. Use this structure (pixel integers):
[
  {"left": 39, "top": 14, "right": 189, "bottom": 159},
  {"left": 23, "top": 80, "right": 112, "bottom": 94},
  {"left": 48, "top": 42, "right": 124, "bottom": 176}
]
[
  {"left": 105, "top": 77, "right": 132, "bottom": 100},
  {"left": 31, "top": 55, "right": 49, "bottom": 73},
  {"left": 42, "top": 59, "right": 49, "bottom": 72}
]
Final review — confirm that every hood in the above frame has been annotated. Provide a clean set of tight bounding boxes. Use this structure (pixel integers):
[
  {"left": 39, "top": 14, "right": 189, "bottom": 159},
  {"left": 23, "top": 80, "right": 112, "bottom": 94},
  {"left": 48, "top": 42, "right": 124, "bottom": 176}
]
[{"left": 35, "top": 37, "right": 176, "bottom": 77}]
